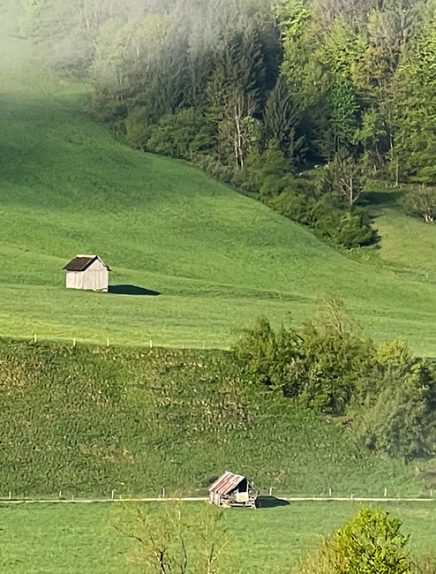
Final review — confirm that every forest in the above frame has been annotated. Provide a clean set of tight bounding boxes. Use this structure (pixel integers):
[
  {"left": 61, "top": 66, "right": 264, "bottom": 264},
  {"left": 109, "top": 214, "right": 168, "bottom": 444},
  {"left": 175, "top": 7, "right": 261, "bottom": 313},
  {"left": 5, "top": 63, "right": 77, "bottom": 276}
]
[{"left": 20, "top": 0, "right": 436, "bottom": 247}]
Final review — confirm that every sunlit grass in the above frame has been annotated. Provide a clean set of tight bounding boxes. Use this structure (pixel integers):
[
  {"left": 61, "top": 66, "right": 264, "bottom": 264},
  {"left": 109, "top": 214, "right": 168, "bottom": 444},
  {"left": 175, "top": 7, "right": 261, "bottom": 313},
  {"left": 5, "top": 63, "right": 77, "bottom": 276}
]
[
  {"left": 0, "top": 501, "right": 434, "bottom": 573},
  {"left": 1, "top": 80, "right": 436, "bottom": 352}
]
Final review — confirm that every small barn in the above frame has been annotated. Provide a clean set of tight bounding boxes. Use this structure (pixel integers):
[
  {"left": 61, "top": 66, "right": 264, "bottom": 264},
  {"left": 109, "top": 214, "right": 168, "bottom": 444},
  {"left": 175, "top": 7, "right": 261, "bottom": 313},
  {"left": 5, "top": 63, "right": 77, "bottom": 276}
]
[
  {"left": 64, "top": 255, "right": 110, "bottom": 292},
  {"left": 209, "top": 471, "right": 258, "bottom": 508}
]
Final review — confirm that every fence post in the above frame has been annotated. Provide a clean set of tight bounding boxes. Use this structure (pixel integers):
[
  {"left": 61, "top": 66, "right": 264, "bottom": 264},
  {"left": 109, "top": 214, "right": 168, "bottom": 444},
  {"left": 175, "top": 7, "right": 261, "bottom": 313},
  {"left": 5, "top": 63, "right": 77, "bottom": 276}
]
[
  {"left": 149, "top": 340, "right": 153, "bottom": 349},
  {"left": 162, "top": 487, "right": 166, "bottom": 498},
  {"left": 384, "top": 488, "right": 387, "bottom": 497},
  {"left": 72, "top": 338, "right": 76, "bottom": 348},
  {"left": 329, "top": 487, "right": 332, "bottom": 497},
  {"left": 269, "top": 487, "right": 273, "bottom": 496},
  {"left": 111, "top": 490, "right": 116, "bottom": 500},
  {"left": 106, "top": 338, "right": 110, "bottom": 348},
  {"left": 33, "top": 334, "right": 38, "bottom": 343}
]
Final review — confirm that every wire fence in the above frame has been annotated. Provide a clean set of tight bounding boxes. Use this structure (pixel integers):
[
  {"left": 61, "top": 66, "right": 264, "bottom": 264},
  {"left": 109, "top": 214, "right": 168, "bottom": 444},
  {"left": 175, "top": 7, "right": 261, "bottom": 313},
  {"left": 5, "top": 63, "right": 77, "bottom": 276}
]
[
  {"left": 6, "top": 333, "right": 228, "bottom": 352},
  {"left": 0, "top": 487, "right": 434, "bottom": 505}
]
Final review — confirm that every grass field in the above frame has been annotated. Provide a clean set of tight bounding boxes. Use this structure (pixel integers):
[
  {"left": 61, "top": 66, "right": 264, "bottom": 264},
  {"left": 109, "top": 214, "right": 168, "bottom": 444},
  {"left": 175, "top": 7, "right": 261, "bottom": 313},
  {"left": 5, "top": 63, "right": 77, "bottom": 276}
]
[
  {"left": 0, "top": 501, "right": 434, "bottom": 573},
  {"left": 1, "top": 340, "right": 430, "bottom": 498},
  {"left": 1, "top": 75, "right": 436, "bottom": 352},
  {"left": 367, "top": 187, "right": 436, "bottom": 283}
]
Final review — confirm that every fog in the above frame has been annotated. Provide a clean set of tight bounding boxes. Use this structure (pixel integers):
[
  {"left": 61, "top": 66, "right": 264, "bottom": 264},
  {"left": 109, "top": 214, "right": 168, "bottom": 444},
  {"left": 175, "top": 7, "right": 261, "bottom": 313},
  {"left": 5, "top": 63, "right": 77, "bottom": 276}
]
[{"left": 0, "top": 0, "right": 274, "bottom": 77}]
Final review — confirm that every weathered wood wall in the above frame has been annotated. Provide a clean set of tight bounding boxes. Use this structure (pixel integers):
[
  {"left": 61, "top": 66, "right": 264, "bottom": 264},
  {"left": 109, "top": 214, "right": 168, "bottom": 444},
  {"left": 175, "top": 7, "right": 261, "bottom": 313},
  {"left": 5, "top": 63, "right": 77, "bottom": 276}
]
[{"left": 66, "top": 259, "right": 109, "bottom": 292}]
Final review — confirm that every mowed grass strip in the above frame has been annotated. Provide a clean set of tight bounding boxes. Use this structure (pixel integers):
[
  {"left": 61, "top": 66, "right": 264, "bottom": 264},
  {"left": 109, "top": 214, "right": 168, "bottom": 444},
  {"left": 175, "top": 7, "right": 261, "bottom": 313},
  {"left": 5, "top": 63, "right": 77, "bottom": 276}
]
[
  {"left": 1, "top": 79, "right": 436, "bottom": 352},
  {"left": 0, "top": 501, "right": 434, "bottom": 574}
]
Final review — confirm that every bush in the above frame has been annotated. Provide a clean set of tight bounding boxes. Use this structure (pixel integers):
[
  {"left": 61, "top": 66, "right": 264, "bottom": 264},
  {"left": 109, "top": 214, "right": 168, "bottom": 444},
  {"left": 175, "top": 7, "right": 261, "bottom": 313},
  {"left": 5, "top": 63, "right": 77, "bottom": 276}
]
[
  {"left": 295, "top": 322, "right": 374, "bottom": 415},
  {"left": 268, "top": 185, "right": 375, "bottom": 249},
  {"left": 233, "top": 302, "right": 375, "bottom": 415},
  {"left": 232, "top": 317, "right": 302, "bottom": 396},
  {"left": 233, "top": 305, "right": 436, "bottom": 449},
  {"left": 354, "top": 341, "right": 436, "bottom": 461},
  {"left": 125, "top": 107, "right": 155, "bottom": 150},
  {"left": 314, "top": 203, "right": 376, "bottom": 248},
  {"left": 126, "top": 107, "right": 215, "bottom": 159},
  {"left": 195, "top": 155, "right": 236, "bottom": 185},
  {"left": 403, "top": 185, "right": 436, "bottom": 223},
  {"left": 296, "top": 507, "right": 412, "bottom": 574}
]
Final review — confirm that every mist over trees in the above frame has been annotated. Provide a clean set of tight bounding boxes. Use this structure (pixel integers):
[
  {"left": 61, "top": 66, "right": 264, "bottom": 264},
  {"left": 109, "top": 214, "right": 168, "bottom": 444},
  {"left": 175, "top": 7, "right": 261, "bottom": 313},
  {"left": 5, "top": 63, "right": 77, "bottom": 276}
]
[{"left": 18, "top": 0, "right": 436, "bottom": 247}]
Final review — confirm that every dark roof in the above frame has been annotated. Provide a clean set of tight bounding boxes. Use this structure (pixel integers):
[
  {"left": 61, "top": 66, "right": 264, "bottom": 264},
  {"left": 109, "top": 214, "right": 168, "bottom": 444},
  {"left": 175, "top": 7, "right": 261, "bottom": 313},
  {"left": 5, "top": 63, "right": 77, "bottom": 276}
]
[
  {"left": 209, "top": 471, "right": 247, "bottom": 496},
  {"left": 63, "top": 255, "right": 110, "bottom": 272}
]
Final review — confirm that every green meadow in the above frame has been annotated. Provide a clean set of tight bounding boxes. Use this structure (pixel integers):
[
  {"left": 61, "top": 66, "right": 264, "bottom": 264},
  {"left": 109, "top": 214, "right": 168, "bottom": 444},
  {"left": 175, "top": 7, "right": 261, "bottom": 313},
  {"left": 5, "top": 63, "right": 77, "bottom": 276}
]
[
  {"left": 1, "top": 78, "right": 436, "bottom": 352},
  {"left": 1, "top": 341, "right": 426, "bottom": 498},
  {"left": 0, "top": 501, "right": 434, "bottom": 573}
]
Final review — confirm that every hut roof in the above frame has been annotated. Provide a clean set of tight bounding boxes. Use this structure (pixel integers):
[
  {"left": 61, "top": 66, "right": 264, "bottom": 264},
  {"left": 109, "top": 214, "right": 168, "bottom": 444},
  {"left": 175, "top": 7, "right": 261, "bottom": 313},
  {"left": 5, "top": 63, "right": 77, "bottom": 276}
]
[
  {"left": 209, "top": 471, "right": 247, "bottom": 496},
  {"left": 63, "top": 255, "right": 110, "bottom": 272}
]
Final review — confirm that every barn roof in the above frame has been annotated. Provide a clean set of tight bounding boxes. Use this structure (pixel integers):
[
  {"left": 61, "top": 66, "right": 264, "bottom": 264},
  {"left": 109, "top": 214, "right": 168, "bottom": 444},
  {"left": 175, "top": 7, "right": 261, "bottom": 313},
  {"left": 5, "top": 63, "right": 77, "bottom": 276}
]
[
  {"left": 63, "top": 255, "right": 110, "bottom": 272},
  {"left": 209, "top": 471, "right": 247, "bottom": 496}
]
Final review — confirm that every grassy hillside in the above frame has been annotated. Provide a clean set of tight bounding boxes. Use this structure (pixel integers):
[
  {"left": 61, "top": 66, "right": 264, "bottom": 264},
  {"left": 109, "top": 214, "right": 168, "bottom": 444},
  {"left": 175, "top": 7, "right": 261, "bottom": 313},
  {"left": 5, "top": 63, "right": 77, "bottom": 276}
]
[
  {"left": 0, "top": 501, "right": 435, "bottom": 573},
  {"left": 366, "top": 187, "right": 436, "bottom": 284},
  {"left": 0, "top": 340, "right": 426, "bottom": 497},
  {"left": 1, "top": 78, "right": 436, "bottom": 351}
]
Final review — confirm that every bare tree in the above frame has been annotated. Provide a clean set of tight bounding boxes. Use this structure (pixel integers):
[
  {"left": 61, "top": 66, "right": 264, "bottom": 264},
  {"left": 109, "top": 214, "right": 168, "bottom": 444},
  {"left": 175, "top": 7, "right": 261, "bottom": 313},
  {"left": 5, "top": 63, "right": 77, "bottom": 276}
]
[
  {"left": 113, "top": 501, "right": 232, "bottom": 574},
  {"left": 329, "top": 152, "right": 366, "bottom": 209}
]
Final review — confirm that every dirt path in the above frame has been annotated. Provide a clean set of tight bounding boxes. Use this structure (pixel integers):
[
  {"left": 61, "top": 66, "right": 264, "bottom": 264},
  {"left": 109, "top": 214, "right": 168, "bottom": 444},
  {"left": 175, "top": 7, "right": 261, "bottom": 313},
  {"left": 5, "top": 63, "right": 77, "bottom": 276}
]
[{"left": 0, "top": 496, "right": 434, "bottom": 505}]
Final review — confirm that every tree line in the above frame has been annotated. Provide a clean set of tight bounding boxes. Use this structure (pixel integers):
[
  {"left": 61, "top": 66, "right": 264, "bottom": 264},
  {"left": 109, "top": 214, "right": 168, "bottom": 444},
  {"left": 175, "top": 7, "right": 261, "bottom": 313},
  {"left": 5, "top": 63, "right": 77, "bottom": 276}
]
[{"left": 21, "top": 0, "right": 436, "bottom": 246}]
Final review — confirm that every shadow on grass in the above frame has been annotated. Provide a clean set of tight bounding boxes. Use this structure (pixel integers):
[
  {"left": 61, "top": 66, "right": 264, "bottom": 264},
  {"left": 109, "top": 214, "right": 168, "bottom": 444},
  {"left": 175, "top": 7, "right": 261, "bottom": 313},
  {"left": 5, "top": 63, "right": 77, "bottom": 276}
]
[
  {"left": 257, "top": 496, "right": 290, "bottom": 509},
  {"left": 365, "top": 190, "right": 403, "bottom": 207},
  {"left": 109, "top": 285, "right": 160, "bottom": 297}
]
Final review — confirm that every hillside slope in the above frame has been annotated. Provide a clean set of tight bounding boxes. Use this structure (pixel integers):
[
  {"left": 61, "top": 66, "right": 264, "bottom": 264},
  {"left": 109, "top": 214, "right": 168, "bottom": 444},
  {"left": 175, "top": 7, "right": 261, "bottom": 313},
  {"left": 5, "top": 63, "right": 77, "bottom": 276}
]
[
  {"left": 0, "top": 340, "right": 422, "bottom": 497},
  {"left": 367, "top": 188, "right": 436, "bottom": 284},
  {"left": 1, "top": 79, "right": 436, "bottom": 351}
]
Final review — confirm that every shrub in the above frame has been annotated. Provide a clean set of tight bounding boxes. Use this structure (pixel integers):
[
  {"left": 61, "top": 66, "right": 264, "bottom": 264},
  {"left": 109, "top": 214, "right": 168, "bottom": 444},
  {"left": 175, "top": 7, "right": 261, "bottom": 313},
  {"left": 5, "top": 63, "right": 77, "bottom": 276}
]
[
  {"left": 233, "top": 302, "right": 375, "bottom": 415},
  {"left": 232, "top": 317, "right": 302, "bottom": 395},
  {"left": 296, "top": 507, "right": 412, "bottom": 574},
  {"left": 315, "top": 206, "right": 376, "bottom": 249},
  {"left": 146, "top": 108, "right": 215, "bottom": 160},
  {"left": 403, "top": 185, "right": 436, "bottom": 223},
  {"left": 125, "top": 107, "right": 155, "bottom": 150},
  {"left": 269, "top": 186, "right": 375, "bottom": 249},
  {"left": 354, "top": 341, "right": 436, "bottom": 461}
]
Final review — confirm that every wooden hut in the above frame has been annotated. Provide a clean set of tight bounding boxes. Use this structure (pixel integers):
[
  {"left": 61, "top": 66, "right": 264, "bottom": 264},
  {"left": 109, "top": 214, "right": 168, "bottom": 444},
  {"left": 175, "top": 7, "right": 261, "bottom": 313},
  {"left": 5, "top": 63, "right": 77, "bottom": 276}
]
[
  {"left": 209, "top": 471, "right": 258, "bottom": 508},
  {"left": 64, "top": 255, "right": 110, "bottom": 292}
]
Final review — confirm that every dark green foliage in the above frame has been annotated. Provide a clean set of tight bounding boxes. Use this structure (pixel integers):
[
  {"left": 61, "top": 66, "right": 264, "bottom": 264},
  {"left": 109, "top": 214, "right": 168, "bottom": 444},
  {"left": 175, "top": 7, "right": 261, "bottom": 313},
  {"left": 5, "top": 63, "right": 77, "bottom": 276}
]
[
  {"left": 232, "top": 317, "right": 301, "bottom": 394},
  {"left": 233, "top": 303, "right": 436, "bottom": 458},
  {"left": 354, "top": 341, "right": 436, "bottom": 461},
  {"left": 314, "top": 206, "right": 376, "bottom": 249},
  {"left": 329, "top": 78, "right": 361, "bottom": 154},
  {"left": 233, "top": 302, "right": 374, "bottom": 416},
  {"left": 263, "top": 75, "right": 304, "bottom": 160},
  {"left": 24, "top": 0, "right": 423, "bottom": 248},
  {"left": 266, "top": 171, "right": 375, "bottom": 249},
  {"left": 294, "top": 321, "right": 374, "bottom": 415},
  {"left": 143, "top": 109, "right": 215, "bottom": 160},
  {"left": 256, "top": 140, "right": 295, "bottom": 198}
]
